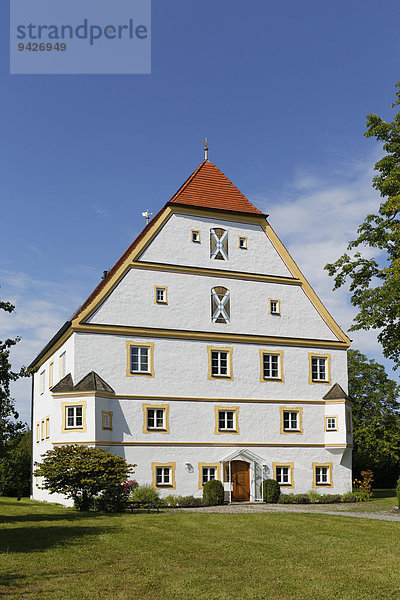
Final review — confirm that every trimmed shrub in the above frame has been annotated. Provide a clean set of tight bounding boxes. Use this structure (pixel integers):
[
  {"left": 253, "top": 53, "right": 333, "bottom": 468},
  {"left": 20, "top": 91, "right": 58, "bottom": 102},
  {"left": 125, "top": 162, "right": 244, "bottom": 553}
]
[
  {"left": 178, "top": 495, "right": 204, "bottom": 507},
  {"left": 396, "top": 476, "right": 400, "bottom": 509},
  {"left": 130, "top": 484, "right": 159, "bottom": 504},
  {"left": 319, "top": 494, "right": 341, "bottom": 504},
  {"left": 163, "top": 494, "right": 178, "bottom": 507},
  {"left": 260, "top": 479, "right": 281, "bottom": 503},
  {"left": 278, "top": 493, "right": 310, "bottom": 504},
  {"left": 341, "top": 492, "right": 359, "bottom": 503},
  {"left": 203, "top": 480, "right": 224, "bottom": 505},
  {"left": 307, "top": 491, "right": 321, "bottom": 504}
]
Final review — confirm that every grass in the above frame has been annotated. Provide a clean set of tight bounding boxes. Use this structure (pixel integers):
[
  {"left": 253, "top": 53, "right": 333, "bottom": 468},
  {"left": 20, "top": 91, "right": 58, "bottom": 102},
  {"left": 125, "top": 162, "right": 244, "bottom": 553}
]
[
  {"left": 342, "top": 488, "right": 398, "bottom": 512},
  {"left": 0, "top": 497, "right": 399, "bottom": 600}
]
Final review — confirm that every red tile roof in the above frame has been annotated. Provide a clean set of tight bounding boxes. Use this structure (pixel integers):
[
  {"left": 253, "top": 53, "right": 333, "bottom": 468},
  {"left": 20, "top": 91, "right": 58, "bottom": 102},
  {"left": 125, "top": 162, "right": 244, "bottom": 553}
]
[{"left": 168, "top": 161, "right": 265, "bottom": 215}]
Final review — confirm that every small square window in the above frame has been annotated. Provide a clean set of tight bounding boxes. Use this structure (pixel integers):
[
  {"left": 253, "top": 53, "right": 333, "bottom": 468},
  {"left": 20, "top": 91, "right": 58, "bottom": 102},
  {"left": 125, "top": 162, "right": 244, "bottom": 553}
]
[
  {"left": 147, "top": 408, "right": 165, "bottom": 430},
  {"left": 152, "top": 462, "right": 176, "bottom": 488},
  {"left": 214, "top": 406, "right": 239, "bottom": 434},
  {"left": 191, "top": 230, "right": 200, "bottom": 243},
  {"left": 325, "top": 416, "right": 337, "bottom": 431},
  {"left": 238, "top": 236, "right": 247, "bottom": 249},
  {"left": 62, "top": 403, "right": 86, "bottom": 432},
  {"left": 280, "top": 407, "right": 303, "bottom": 434},
  {"left": 202, "top": 467, "right": 216, "bottom": 485},
  {"left": 208, "top": 347, "right": 233, "bottom": 380},
  {"left": 309, "top": 354, "right": 331, "bottom": 384},
  {"left": 155, "top": 286, "right": 167, "bottom": 304},
  {"left": 269, "top": 299, "right": 280, "bottom": 315},
  {"left": 126, "top": 343, "right": 154, "bottom": 377},
  {"left": 313, "top": 463, "right": 332, "bottom": 487},
  {"left": 274, "top": 464, "right": 294, "bottom": 487}
]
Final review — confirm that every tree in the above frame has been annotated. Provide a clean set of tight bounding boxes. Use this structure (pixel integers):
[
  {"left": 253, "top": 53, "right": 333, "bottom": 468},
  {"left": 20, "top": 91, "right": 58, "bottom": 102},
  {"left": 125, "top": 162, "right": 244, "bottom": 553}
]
[
  {"left": 348, "top": 349, "right": 400, "bottom": 485},
  {"left": 0, "top": 429, "right": 31, "bottom": 498},
  {"left": 325, "top": 82, "right": 400, "bottom": 367},
  {"left": 34, "top": 445, "right": 134, "bottom": 510},
  {"left": 0, "top": 298, "right": 25, "bottom": 459}
]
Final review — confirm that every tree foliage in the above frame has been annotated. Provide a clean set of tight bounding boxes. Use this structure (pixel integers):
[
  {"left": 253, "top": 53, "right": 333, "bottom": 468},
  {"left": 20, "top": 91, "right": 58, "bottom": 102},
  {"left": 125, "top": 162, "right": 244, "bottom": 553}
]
[
  {"left": 325, "top": 82, "right": 400, "bottom": 367},
  {"left": 348, "top": 349, "right": 400, "bottom": 483},
  {"left": 34, "top": 444, "right": 134, "bottom": 510},
  {"left": 0, "top": 429, "right": 31, "bottom": 498},
  {"left": 0, "top": 297, "right": 25, "bottom": 459}
]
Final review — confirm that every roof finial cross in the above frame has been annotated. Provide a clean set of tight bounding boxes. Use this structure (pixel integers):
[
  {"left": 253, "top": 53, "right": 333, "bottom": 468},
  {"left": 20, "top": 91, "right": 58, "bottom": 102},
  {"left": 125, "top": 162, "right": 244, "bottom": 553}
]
[
  {"left": 202, "top": 138, "right": 209, "bottom": 161},
  {"left": 141, "top": 209, "right": 153, "bottom": 225}
]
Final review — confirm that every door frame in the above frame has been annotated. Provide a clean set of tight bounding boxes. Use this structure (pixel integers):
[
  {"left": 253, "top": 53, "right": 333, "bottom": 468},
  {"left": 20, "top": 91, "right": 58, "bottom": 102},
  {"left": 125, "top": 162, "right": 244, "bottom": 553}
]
[{"left": 231, "top": 460, "right": 250, "bottom": 501}]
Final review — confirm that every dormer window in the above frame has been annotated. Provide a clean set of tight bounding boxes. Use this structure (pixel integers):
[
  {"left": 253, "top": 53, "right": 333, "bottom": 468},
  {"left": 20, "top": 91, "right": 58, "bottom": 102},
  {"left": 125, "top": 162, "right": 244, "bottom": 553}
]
[
  {"left": 210, "top": 228, "right": 228, "bottom": 260},
  {"left": 211, "top": 286, "right": 230, "bottom": 324}
]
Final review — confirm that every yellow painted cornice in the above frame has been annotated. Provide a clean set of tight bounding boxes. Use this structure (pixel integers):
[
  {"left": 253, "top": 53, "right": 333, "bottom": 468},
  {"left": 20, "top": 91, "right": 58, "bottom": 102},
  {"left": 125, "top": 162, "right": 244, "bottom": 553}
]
[{"left": 52, "top": 440, "right": 353, "bottom": 448}]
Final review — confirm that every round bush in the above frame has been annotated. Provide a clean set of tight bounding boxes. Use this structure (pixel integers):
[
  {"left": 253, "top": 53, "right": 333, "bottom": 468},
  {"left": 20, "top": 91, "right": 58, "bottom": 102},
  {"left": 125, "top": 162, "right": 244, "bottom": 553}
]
[
  {"left": 130, "top": 484, "right": 159, "bottom": 504},
  {"left": 203, "top": 480, "right": 224, "bottom": 505},
  {"left": 260, "top": 479, "right": 281, "bottom": 503}
]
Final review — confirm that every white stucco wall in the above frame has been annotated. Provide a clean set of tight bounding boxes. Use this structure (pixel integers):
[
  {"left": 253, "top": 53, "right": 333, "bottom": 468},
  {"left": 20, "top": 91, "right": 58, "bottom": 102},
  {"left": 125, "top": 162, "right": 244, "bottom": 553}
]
[
  {"left": 139, "top": 213, "right": 293, "bottom": 277},
  {"left": 87, "top": 268, "right": 339, "bottom": 342}
]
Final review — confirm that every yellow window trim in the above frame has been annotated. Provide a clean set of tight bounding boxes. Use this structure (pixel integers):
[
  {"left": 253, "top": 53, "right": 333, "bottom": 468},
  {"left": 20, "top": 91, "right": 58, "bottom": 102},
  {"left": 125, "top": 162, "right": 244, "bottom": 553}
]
[
  {"left": 198, "top": 462, "right": 221, "bottom": 489},
  {"left": 238, "top": 236, "right": 247, "bottom": 249},
  {"left": 268, "top": 298, "right": 280, "bottom": 315},
  {"left": 40, "top": 370, "right": 45, "bottom": 394},
  {"left": 102, "top": 410, "right": 113, "bottom": 431},
  {"left": 45, "top": 416, "right": 50, "bottom": 439},
  {"left": 324, "top": 415, "right": 338, "bottom": 432},
  {"left": 49, "top": 362, "right": 54, "bottom": 389},
  {"left": 312, "top": 462, "right": 333, "bottom": 488},
  {"left": 151, "top": 462, "right": 176, "bottom": 489},
  {"left": 207, "top": 346, "right": 233, "bottom": 381},
  {"left": 36, "top": 422, "right": 40, "bottom": 443},
  {"left": 214, "top": 405, "right": 239, "bottom": 435},
  {"left": 191, "top": 229, "right": 201, "bottom": 243},
  {"left": 40, "top": 419, "right": 45, "bottom": 441},
  {"left": 142, "top": 403, "right": 170, "bottom": 434},
  {"left": 279, "top": 406, "right": 303, "bottom": 435},
  {"left": 126, "top": 341, "right": 155, "bottom": 377},
  {"left": 154, "top": 286, "right": 168, "bottom": 305},
  {"left": 61, "top": 401, "right": 87, "bottom": 433},
  {"left": 308, "top": 353, "right": 331, "bottom": 385},
  {"left": 272, "top": 462, "right": 294, "bottom": 488},
  {"left": 59, "top": 351, "right": 66, "bottom": 380},
  {"left": 346, "top": 410, "right": 352, "bottom": 434},
  {"left": 259, "top": 349, "right": 284, "bottom": 383}
]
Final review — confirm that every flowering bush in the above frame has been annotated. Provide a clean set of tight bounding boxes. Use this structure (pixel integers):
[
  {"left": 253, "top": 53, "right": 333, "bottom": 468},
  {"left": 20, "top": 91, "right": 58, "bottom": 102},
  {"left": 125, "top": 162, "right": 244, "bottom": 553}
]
[{"left": 353, "top": 470, "right": 374, "bottom": 498}]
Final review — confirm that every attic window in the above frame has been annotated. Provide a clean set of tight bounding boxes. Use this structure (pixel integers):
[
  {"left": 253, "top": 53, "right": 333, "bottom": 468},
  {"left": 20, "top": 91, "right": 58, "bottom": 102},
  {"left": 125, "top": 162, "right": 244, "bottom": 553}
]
[
  {"left": 238, "top": 236, "right": 247, "bottom": 249},
  {"left": 210, "top": 228, "right": 228, "bottom": 260},
  {"left": 191, "top": 230, "right": 200, "bottom": 243},
  {"left": 155, "top": 286, "right": 168, "bottom": 304}
]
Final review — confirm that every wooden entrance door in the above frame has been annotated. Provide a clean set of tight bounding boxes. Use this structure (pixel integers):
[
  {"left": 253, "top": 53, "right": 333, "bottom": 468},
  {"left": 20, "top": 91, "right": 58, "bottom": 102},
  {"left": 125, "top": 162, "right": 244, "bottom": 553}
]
[{"left": 231, "top": 460, "right": 250, "bottom": 501}]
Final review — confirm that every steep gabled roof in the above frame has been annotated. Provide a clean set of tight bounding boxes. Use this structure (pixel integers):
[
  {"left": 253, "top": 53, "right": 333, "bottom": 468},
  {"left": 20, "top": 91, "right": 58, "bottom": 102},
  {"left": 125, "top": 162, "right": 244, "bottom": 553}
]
[
  {"left": 51, "top": 371, "right": 115, "bottom": 394},
  {"left": 323, "top": 383, "right": 349, "bottom": 401},
  {"left": 168, "top": 161, "right": 265, "bottom": 216}
]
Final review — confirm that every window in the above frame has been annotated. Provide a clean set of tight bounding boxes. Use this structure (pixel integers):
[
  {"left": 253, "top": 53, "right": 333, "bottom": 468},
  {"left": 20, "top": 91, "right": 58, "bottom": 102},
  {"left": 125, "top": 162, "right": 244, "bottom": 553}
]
[
  {"left": 273, "top": 463, "right": 294, "bottom": 488},
  {"left": 198, "top": 463, "right": 220, "bottom": 489},
  {"left": 152, "top": 462, "right": 176, "bottom": 489},
  {"left": 346, "top": 410, "right": 352, "bottom": 434},
  {"left": 154, "top": 286, "right": 167, "bottom": 304},
  {"left": 102, "top": 411, "right": 113, "bottom": 430},
  {"left": 49, "top": 361, "right": 54, "bottom": 388},
  {"left": 191, "top": 229, "right": 200, "bottom": 243},
  {"left": 143, "top": 404, "right": 170, "bottom": 433},
  {"left": 238, "top": 236, "right": 247, "bottom": 249},
  {"left": 309, "top": 353, "right": 331, "bottom": 385},
  {"left": 313, "top": 463, "right": 333, "bottom": 488},
  {"left": 280, "top": 407, "right": 303, "bottom": 434},
  {"left": 214, "top": 406, "right": 239, "bottom": 434},
  {"left": 45, "top": 417, "right": 50, "bottom": 439},
  {"left": 41, "top": 419, "right": 45, "bottom": 441},
  {"left": 210, "top": 228, "right": 228, "bottom": 260},
  {"left": 62, "top": 402, "right": 86, "bottom": 432},
  {"left": 208, "top": 347, "right": 233, "bottom": 380},
  {"left": 126, "top": 342, "right": 154, "bottom": 377},
  {"left": 36, "top": 422, "right": 40, "bottom": 443},
  {"left": 40, "top": 371, "right": 45, "bottom": 394},
  {"left": 260, "top": 350, "right": 284, "bottom": 382},
  {"left": 269, "top": 299, "right": 280, "bottom": 315},
  {"left": 59, "top": 352, "right": 66, "bottom": 379},
  {"left": 211, "top": 286, "right": 230, "bottom": 324},
  {"left": 325, "top": 416, "right": 337, "bottom": 431}
]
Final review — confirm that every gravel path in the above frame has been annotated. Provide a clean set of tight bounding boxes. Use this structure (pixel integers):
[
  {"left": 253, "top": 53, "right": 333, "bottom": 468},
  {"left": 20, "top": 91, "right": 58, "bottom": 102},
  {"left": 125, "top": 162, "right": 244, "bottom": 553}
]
[{"left": 177, "top": 503, "right": 400, "bottom": 522}]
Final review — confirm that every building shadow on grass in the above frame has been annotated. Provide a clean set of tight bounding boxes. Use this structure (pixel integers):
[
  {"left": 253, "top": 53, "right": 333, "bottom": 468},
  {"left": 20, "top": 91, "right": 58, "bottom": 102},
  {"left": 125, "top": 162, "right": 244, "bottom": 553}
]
[
  {"left": 0, "top": 523, "right": 118, "bottom": 554},
  {"left": 0, "top": 511, "right": 108, "bottom": 524}
]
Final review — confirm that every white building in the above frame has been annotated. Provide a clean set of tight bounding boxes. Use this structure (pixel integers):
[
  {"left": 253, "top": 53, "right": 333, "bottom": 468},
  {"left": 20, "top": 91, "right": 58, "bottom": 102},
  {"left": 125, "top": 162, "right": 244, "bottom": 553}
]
[{"left": 30, "top": 157, "right": 352, "bottom": 504}]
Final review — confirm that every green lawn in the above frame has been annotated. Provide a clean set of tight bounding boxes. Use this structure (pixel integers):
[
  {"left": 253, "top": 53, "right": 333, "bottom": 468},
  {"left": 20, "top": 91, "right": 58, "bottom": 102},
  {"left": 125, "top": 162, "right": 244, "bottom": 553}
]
[
  {"left": 0, "top": 498, "right": 399, "bottom": 600},
  {"left": 343, "top": 488, "right": 398, "bottom": 512}
]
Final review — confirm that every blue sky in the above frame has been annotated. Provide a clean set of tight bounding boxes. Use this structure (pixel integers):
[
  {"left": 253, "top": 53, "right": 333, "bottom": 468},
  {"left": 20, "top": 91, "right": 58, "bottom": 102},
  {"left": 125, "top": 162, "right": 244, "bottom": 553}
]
[{"left": 1, "top": 0, "right": 400, "bottom": 422}]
